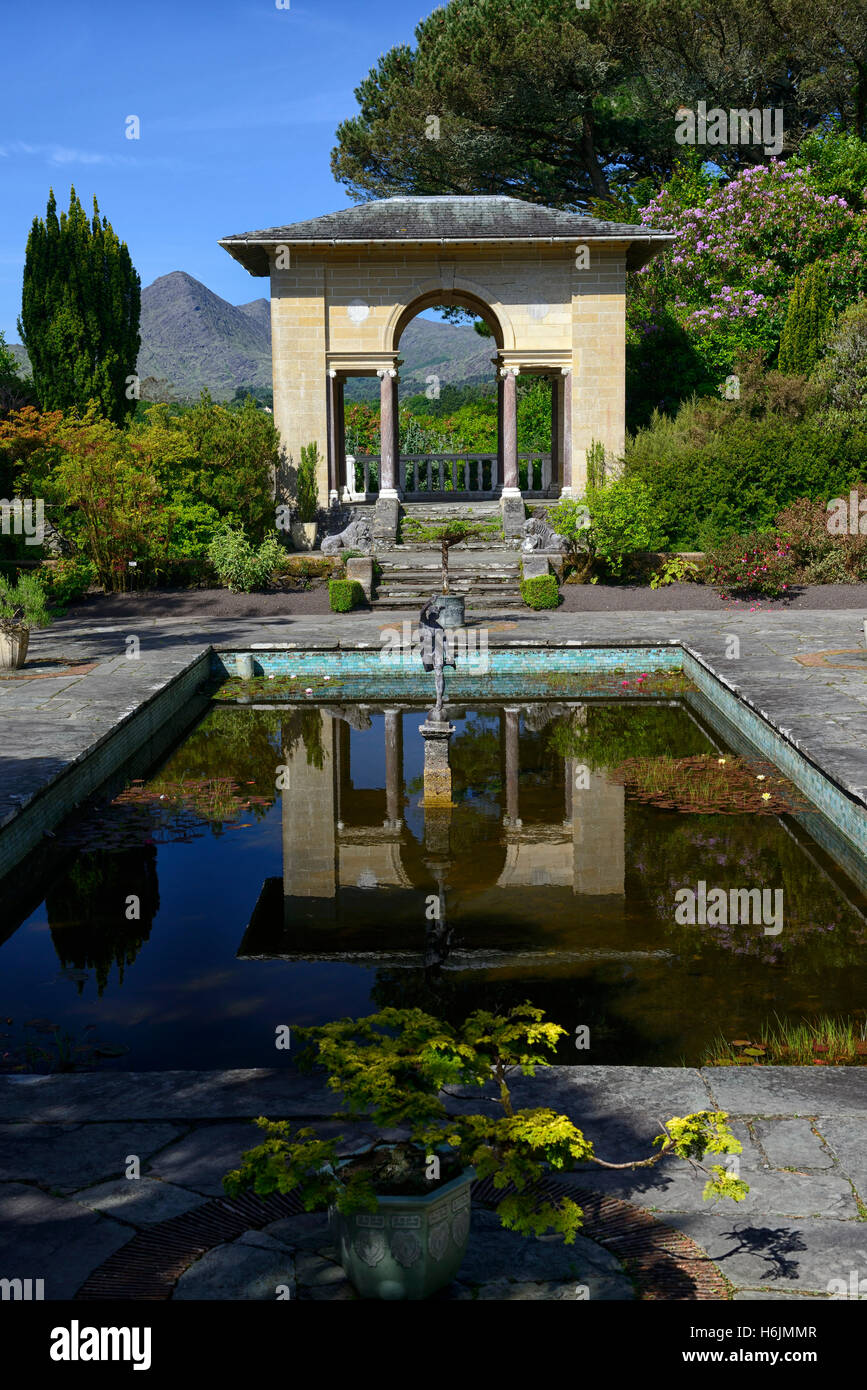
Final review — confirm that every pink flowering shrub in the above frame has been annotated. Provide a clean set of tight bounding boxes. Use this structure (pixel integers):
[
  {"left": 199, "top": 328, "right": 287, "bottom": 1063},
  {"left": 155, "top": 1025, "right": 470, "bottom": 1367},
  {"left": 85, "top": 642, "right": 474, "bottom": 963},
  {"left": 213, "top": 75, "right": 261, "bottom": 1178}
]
[
  {"left": 628, "top": 152, "right": 867, "bottom": 412},
  {"left": 706, "top": 531, "right": 797, "bottom": 598}
]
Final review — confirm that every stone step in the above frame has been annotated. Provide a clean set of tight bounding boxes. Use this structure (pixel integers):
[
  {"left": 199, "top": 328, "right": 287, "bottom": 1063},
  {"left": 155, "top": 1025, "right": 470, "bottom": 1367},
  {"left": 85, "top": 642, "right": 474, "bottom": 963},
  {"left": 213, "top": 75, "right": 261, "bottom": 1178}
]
[
  {"left": 397, "top": 541, "right": 520, "bottom": 552},
  {"left": 372, "top": 593, "right": 525, "bottom": 610}
]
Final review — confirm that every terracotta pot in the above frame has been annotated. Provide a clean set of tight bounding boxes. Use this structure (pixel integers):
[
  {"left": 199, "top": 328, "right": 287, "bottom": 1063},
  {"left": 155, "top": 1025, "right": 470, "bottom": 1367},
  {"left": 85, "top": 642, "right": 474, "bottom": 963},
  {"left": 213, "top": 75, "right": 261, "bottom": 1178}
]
[{"left": 0, "top": 625, "right": 29, "bottom": 671}]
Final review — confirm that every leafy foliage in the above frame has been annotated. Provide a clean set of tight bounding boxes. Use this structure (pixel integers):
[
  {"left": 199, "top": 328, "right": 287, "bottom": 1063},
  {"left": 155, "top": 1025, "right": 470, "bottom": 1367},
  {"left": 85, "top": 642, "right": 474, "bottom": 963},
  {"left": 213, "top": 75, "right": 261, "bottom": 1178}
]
[
  {"left": 0, "top": 571, "right": 52, "bottom": 634},
  {"left": 778, "top": 265, "right": 831, "bottom": 375},
  {"left": 328, "top": 578, "right": 365, "bottom": 611},
  {"left": 224, "top": 1004, "right": 748, "bottom": 1239},
  {"left": 19, "top": 188, "right": 141, "bottom": 425},
  {"left": 295, "top": 442, "right": 320, "bottom": 523},
  {"left": 207, "top": 525, "right": 282, "bottom": 593}
]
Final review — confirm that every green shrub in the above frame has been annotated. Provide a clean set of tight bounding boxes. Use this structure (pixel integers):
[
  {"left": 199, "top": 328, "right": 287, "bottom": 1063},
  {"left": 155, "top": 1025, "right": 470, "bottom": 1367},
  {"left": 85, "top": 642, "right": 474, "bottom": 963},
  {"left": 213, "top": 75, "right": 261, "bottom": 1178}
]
[
  {"left": 329, "top": 578, "right": 365, "bottom": 611},
  {"left": 0, "top": 571, "right": 52, "bottom": 633},
  {"left": 625, "top": 400, "right": 867, "bottom": 550},
  {"left": 296, "top": 443, "right": 320, "bottom": 523},
  {"left": 778, "top": 265, "right": 831, "bottom": 376},
  {"left": 776, "top": 491, "right": 867, "bottom": 582},
  {"left": 586, "top": 476, "right": 667, "bottom": 575},
  {"left": 208, "top": 526, "right": 283, "bottom": 593},
  {"left": 39, "top": 556, "right": 97, "bottom": 611},
  {"left": 521, "top": 574, "right": 559, "bottom": 609}
]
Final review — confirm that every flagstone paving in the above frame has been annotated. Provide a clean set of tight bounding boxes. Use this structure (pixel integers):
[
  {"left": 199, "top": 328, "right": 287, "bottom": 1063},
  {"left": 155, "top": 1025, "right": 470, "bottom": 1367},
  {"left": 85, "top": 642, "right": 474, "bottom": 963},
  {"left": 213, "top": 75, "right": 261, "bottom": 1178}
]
[{"left": 1, "top": 1066, "right": 866, "bottom": 1300}]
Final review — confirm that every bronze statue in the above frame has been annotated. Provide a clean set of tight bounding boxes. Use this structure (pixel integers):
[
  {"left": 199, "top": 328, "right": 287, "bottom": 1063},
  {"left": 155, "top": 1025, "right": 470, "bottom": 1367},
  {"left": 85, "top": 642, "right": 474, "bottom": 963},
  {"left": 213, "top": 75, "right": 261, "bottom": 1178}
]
[{"left": 418, "top": 595, "right": 455, "bottom": 721}]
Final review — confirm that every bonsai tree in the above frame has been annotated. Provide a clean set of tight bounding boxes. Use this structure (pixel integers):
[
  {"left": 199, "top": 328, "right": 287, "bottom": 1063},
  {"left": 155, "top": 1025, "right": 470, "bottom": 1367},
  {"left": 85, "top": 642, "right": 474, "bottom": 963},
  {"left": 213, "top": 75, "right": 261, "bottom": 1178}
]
[
  {"left": 295, "top": 442, "right": 320, "bottom": 524},
  {"left": 0, "top": 571, "right": 51, "bottom": 635},
  {"left": 224, "top": 1004, "right": 748, "bottom": 1239},
  {"left": 399, "top": 518, "right": 501, "bottom": 594}
]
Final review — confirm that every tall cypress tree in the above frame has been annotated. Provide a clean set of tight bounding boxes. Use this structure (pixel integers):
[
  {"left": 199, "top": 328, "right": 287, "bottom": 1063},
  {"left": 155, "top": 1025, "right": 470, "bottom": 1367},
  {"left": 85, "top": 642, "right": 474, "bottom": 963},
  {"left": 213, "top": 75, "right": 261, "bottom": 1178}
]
[
  {"left": 18, "top": 187, "right": 141, "bottom": 424},
  {"left": 778, "top": 264, "right": 830, "bottom": 375}
]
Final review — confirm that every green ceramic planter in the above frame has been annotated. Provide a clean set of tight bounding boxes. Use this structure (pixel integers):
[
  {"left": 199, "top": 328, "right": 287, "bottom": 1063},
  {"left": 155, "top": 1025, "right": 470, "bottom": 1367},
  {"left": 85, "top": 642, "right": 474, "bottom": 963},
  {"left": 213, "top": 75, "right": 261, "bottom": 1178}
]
[
  {"left": 331, "top": 1167, "right": 474, "bottom": 1300},
  {"left": 438, "top": 594, "right": 465, "bottom": 629}
]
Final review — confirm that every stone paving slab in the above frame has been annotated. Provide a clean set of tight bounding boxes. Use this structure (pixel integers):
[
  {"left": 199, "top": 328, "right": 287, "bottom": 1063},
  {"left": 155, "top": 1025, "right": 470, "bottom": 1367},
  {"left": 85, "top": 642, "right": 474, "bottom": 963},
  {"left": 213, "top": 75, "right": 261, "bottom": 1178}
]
[
  {"left": 0, "top": 1182, "right": 131, "bottom": 1300},
  {"left": 703, "top": 1068, "right": 867, "bottom": 1116},
  {"left": 70, "top": 1176, "right": 205, "bottom": 1227},
  {"left": 144, "top": 1122, "right": 272, "bottom": 1197},
  {"left": 661, "top": 1214, "right": 867, "bottom": 1297},
  {"left": 0, "top": 1121, "right": 183, "bottom": 1190}
]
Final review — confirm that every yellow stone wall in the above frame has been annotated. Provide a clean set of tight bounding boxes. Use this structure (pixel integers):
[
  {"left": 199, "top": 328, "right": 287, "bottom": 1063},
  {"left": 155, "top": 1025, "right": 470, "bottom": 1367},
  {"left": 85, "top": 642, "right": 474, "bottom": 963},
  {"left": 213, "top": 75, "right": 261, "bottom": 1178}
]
[{"left": 270, "top": 242, "right": 628, "bottom": 502}]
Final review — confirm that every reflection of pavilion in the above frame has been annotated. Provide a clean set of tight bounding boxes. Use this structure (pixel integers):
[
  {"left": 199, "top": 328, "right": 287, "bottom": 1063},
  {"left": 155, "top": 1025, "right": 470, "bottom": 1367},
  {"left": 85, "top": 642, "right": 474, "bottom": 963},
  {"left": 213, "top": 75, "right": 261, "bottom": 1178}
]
[{"left": 241, "top": 703, "right": 625, "bottom": 960}]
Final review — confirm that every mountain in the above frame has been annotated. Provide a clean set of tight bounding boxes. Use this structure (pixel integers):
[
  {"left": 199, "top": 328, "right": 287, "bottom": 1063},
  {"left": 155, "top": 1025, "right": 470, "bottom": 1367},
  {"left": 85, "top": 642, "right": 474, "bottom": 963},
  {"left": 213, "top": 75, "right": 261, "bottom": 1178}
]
[
  {"left": 137, "top": 272, "right": 272, "bottom": 399},
  {"left": 7, "top": 272, "right": 494, "bottom": 403}
]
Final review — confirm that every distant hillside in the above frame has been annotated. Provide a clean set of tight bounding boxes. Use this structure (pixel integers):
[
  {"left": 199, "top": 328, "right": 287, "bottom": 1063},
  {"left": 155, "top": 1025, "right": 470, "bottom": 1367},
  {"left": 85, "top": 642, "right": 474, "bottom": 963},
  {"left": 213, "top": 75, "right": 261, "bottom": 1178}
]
[
  {"left": 137, "top": 271, "right": 272, "bottom": 399},
  {"left": 7, "top": 272, "right": 494, "bottom": 404}
]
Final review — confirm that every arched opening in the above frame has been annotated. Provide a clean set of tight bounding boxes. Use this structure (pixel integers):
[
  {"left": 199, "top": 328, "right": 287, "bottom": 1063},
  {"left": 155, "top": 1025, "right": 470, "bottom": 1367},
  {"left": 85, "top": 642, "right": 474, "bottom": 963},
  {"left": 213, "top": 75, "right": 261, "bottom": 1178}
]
[
  {"left": 391, "top": 289, "right": 505, "bottom": 352},
  {"left": 337, "top": 288, "right": 558, "bottom": 504}
]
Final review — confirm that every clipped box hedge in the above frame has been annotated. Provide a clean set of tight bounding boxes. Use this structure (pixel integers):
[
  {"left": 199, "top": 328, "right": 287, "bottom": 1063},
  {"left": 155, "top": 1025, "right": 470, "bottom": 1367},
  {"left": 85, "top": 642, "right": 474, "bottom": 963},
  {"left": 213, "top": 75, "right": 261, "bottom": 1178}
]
[
  {"left": 328, "top": 578, "right": 365, "bottom": 612},
  {"left": 521, "top": 574, "right": 559, "bottom": 609}
]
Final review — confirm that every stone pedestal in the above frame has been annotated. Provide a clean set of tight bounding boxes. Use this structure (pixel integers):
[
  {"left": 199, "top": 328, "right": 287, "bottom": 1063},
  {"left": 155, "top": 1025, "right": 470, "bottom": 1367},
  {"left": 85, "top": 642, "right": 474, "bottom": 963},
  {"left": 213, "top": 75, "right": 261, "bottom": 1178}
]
[
  {"left": 501, "top": 494, "right": 526, "bottom": 539},
  {"left": 419, "top": 717, "right": 455, "bottom": 808},
  {"left": 373, "top": 494, "right": 400, "bottom": 545}
]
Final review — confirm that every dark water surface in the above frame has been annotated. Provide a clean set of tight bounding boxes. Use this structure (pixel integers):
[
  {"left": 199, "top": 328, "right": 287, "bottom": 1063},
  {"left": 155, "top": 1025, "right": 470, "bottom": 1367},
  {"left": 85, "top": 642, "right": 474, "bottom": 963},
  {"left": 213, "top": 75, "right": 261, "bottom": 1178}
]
[{"left": 2, "top": 698, "right": 866, "bottom": 1069}]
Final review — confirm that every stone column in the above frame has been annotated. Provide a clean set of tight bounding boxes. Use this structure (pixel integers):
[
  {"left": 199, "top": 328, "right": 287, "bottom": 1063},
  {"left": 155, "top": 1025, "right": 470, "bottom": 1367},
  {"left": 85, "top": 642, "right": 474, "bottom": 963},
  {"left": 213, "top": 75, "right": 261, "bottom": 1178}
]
[
  {"left": 374, "top": 366, "right": 401, "bottom": 545},
  {"left": 383, "top": 708, "right": 403, "bottom": 830},
  {"left": 550, "top": 373, "right": 560, "bottom": 493},
  {"left": 499, "top": 366, "right": 523, "bottom": 537},
  {"left": 419, "top": 716, "right": 455, "bottom": 808},
  {"left": 496, "top": 373, "right": 505, "bottom": 484},
  {"left": 501, "top": 367, "right": 519, "bottom": 491},
  {"left": 378, "top": 368, "right": 399, "bottom": 497},
  {"left": 560, "top": 368, "right": 573, "bottom": 496},
  {"left": 327, "top": 370, "right": 341, "bottom": 506},
  {"left": 503, "top": 706, "right": 521, "bottom": 829},
  {"left": 336, "top": 374, "right": 346, "bottom": 499}
]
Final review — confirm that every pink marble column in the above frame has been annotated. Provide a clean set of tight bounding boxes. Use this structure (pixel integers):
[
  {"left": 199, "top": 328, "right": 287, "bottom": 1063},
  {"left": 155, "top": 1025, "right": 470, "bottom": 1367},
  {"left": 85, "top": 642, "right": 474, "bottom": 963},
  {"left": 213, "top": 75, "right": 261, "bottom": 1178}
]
[
  {"left": 327, "top": 371, "right": 341, "bottom": 502},
  {"left": 378, "top": 368, "right": 398, "bottom": 496},
  {"left": 560, "top": 368, "right": 573, "bottom": 496},
  {"left": 501, "top": 368, "right": 519, "bottom": 494}
]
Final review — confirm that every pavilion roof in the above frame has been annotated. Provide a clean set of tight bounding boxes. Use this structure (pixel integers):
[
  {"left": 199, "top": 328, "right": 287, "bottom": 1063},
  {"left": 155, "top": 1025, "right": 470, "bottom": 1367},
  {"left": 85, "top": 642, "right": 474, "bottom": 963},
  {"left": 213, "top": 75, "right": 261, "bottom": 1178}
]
[{"left": 220, "top": 195, "right": 674, "bottom": 275}]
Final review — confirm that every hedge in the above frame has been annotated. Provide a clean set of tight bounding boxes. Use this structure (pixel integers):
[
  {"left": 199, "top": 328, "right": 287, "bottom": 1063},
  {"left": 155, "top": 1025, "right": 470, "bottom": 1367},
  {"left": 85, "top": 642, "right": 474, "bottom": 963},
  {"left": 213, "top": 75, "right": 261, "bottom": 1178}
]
[
  {"left": 328, "top": 579, "right": 365, "bottom": 612},
  {"left": 625, "top": 408, "right": 867, "bottom": 551},
  {"left": 521, "top": 574, "right": 559, "bottom": 609}
]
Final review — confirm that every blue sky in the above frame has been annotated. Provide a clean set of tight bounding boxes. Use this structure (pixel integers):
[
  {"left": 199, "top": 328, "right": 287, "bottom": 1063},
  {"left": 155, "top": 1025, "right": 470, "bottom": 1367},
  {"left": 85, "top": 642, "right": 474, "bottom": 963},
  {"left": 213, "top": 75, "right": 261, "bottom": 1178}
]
[{"left": 0, "top": 0, "right": 435, "bottom": 340}]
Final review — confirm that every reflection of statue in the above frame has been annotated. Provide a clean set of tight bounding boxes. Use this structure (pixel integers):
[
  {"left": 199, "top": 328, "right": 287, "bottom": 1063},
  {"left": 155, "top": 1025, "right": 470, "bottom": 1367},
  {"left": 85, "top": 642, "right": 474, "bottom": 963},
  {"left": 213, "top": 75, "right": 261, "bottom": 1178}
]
[{"left": 419, "top": 596, "right": 456, "bottom": 720}]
